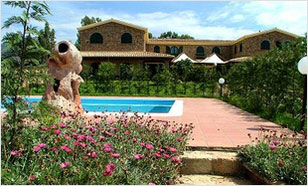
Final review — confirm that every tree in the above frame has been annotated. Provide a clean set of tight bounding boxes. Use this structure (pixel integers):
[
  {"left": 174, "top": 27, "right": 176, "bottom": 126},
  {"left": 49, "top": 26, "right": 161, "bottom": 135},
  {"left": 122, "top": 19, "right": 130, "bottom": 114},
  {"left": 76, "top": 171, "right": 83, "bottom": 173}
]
[
  {"left": 75, "top": 16, "right": 102, "bottom": 50},
  {"left": 38, "top": 22, "right": 56, "bottom": 64},
  {"left": 1, "top": 1, "right": 52, "bottom": 151},
  {"left": 97, "top": 62, "right": 116, "bottom": 92},
  {"left": 159, "top": 31, "right": 194, "bottom": 39}
]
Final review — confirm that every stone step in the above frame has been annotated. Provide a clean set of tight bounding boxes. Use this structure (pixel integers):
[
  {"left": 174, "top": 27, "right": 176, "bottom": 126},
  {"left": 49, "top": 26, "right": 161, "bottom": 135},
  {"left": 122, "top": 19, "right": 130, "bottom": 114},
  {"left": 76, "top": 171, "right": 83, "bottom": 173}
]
[
  {"left": 178, "top": 174, "right": 253, "bottom": 185},
  {"left": 180, "top": 151, "right": 242, "bottom": 176}
]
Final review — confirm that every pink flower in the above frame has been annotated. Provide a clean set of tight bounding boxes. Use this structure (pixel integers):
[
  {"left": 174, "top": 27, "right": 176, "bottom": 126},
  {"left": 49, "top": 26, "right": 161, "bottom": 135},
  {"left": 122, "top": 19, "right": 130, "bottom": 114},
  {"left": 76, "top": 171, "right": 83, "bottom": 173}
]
[
  {"left": 124, "top": 124, "right": 129, "bottom": 128},
  {"left": 51, "top": 125, "right": 57, "bottom": 129},
  {"left": 61, "top": 146, "right": 73, "bottom": 153},
  {"left": 273, "top": 141, "right": 280, "bottom": 145},
  {"left": 33, "top": 146, "right": 41, "bottom": 152},
  {"left": 108, "top": 120, "right": 115, "bottom": 125},
  {"left": 111, "top": 153, "right": 120, "bottom": 158},
  {"left": 105, "top": 131, "right": 114, "bottom": 137},
  {"left": 73, "top": 142, "right": 80, "bottom": 146},
  {"left": 163, "top": 154, "right": 170, "bottom": 159},
  {"left": 124, "top": 131, "right": 130, "bottom": 135},
  {"left": 171, "top": 128, "right": 177, "bottom": 133},
  {"left": 104, "top": 143, "right": 112, "bottom": 148},
  {"left": 302, "top": 166, "right": 307, "bottom": 171},
  {"left": 121, "top": 118, "right": 127, "bottom": 122},
  {"left": 176, "top": 138, "right": 183, "bottom": 142},
  {"left": 103, "top": 163, "right": 116, "bottom": 176},
  {"left": 141, "top": 142, "right": 146, "bottom": 148},
  {"left": 269, "top": 145, "right": 277, "bottom": 150},
  {"left": 10, "top": 150, "right": 21, "bottom": 156},
  {"left": 54, "top": 130, "right": 61, "bottom": 135},
  {"left": 42, "top": 127, "right": 49, "bottom": 131},
  {"left": 77, "top": 135, "right": 86, "bottom": 141},
  {"left": 154, "top": 153, "right": 162, "bottom": 159},
  {"left": 64, "top": 136, "right": 71, "bottom": 140},
  {"left": 72, "top": 133, "right": 78, "bottom": 138},
  {"left": 60, "top": 162, "right": 70, "bottom": 169},
  {"left": 50, "top": 147, "right": 58, "bottom": 152},
  {"left": 80, "top": 143, "right": 88, "bottom": 149},
  {"left": 155, "top": 130, "right": 161, "bottom": 135},
  {"left": 104, "top": 146, "right": 113, "bottom": 153},
  {"left": 146, "top": 144, "right": 154, "bottom": 150},
  {"left": 149, "top": 183, "right": 156, "bottom": 185},
  {"left": 60, "top": 123, "right": 66, "bottom": 128},
  {"left": 169, "top": 147, "right": 177, "bottom": 153},
  {"left": 91, "top": 152, "right": 97, "bottom": 158},
  {"left": 132, "top": 138, "right": 137, "bottom": 143},
  {"left": 159, "top": 148, "right": 165, "bottom": 153},
  {"left": 134, "top": 154, "right": 144, "bottom": 160},
  {"left": 171, "top": 157, "right": 180, "bottom": 163},
  {"left": 38, "top": 143, "right": 47, "bottom": 148},
  {"left": 28, "top": 175, "right": 36, "bottom": 182},
  {"left": 99, "top": 136, "right": 106, "bottom": 141}
]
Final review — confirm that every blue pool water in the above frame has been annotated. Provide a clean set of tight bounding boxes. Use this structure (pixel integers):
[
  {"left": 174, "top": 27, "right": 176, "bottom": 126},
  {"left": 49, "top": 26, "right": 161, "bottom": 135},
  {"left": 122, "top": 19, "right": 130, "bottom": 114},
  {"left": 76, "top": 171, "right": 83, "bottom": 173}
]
[{"left": 10, "top": 98, "right": 175, "bottom": 113}]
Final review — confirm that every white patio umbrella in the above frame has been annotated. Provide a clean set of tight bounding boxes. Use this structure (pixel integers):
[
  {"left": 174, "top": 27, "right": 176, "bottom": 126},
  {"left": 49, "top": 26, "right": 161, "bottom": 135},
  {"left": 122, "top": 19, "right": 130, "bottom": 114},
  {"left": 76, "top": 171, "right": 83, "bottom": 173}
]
[
  {"left": 172, "top": 53, "right": 197, "bottom": 63},
  {"left": 200, "top": 53, "right": 226, "bottom": 66}
]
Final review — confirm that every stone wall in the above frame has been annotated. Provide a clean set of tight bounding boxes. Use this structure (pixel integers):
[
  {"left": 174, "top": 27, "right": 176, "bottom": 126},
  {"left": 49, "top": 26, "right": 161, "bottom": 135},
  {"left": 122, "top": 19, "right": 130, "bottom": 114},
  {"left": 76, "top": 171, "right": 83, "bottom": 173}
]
[
  {"left": 231, "top": 31, "right": 296, "bottom": 58},
  {"left": 79, "top": 22, "right": 146, "bottom": 51},
  {"left": 146, "top": 44, "right": 232, "bottom": 60}
]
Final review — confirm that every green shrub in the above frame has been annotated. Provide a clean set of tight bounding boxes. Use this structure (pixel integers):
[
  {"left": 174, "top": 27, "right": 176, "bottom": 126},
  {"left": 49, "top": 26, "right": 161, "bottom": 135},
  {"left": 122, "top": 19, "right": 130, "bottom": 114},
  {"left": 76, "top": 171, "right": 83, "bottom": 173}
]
[
  {"left": 2, "top": 113, "right": 194, "bottom": 184},
  {"left": 239, "top": 130, "right": 307, "bottom": 185}
]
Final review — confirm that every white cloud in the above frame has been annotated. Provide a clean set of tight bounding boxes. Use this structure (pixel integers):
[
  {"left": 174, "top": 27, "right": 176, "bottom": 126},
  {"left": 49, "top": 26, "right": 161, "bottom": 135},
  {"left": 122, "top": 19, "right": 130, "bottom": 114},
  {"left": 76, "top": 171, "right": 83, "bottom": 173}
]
[{"left": 230, "top": 14, "right": 245, "bottom": 23}]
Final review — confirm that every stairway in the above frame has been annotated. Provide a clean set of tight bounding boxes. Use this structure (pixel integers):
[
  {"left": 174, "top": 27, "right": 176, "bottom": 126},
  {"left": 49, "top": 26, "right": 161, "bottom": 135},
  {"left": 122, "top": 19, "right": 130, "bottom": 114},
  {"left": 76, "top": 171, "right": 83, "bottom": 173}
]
[{"left": 178, "top": 151, "right": 253, "bottom": 185}]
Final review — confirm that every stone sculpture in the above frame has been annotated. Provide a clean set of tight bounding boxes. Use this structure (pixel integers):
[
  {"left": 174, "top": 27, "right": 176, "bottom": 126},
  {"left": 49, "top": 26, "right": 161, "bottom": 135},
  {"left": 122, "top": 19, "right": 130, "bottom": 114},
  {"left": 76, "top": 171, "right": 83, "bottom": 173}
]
[{"left": 43, "top": 40, "right": 84, "bottom": 114}]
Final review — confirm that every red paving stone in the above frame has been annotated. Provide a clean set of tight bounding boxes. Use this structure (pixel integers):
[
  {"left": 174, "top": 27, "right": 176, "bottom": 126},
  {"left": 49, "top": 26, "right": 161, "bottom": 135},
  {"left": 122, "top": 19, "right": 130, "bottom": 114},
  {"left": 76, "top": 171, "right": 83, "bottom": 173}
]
[{"left": 150, "top": 97, "right": 298, "bottom": 149}]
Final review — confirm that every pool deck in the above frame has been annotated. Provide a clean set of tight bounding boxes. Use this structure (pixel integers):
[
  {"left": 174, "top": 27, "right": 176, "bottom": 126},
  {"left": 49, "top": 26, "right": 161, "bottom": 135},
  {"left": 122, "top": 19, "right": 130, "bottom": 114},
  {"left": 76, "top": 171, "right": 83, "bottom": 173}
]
[{"left": 28, "top": 96, "right": 299, "bottom": 149}]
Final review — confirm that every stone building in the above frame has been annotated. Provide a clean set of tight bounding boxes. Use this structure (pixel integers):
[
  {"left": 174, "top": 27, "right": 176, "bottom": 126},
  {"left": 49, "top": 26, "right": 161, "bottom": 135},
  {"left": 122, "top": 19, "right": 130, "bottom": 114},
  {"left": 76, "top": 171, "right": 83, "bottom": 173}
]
[{"left": 78, "top": 18, "right": 298, "bottom": 71}]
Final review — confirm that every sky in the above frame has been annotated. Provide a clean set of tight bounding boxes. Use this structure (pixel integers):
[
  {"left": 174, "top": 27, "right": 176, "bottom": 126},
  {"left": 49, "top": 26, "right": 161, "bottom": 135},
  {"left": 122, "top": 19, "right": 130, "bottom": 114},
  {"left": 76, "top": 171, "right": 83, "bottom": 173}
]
[{"left": 1, "top": 1, "right": 307, "bottom": 43}]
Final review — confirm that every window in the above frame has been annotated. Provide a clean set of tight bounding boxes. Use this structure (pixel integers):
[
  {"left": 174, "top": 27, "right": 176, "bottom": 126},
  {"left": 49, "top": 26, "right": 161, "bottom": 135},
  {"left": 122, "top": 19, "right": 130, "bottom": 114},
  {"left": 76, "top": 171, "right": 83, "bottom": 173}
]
[
  {"left": 121, "top": 33, "right": 132, "bottom": 43},
  {"left": 234, "top": 46, "right": 237, "bottom": 54},
  {"left": 154, "top": 46, "right": 160, "bottom": 53},
  {"left": 212, "top": 47, "right": 221, "bottom": 55},
  {"left": 170, "top": 46, "right": 179, "bottom": 56},
  {"left": 261, "top": 40, "right": 270, "bottom": 50},
  {"left": 90, "top": 33, "right": 103, "bottom": 43},
  {"left": 276, "top": 41, "right": 282, "bottom": 49},
  {"left": 166, "top": 46, "right": 171, "bottom": 54},
  {"left": 196, "top": 46, "right": 205, "bottom": 59},
  {"left": 240, "top": 44, "right": 243, "bottom": 52}
]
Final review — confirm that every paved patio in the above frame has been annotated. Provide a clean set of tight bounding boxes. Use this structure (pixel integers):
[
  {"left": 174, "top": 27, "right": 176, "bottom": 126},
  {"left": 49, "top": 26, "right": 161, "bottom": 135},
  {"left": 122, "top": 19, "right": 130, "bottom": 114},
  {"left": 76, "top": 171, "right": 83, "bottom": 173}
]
[{"left": 151, "top": 98, "right": 296, "bottom": 149}]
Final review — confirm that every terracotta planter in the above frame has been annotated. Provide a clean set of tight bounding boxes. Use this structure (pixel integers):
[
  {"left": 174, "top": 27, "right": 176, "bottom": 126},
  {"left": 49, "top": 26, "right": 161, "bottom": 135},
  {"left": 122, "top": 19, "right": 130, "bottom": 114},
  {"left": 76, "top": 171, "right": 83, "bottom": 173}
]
[{"left": 242, "top": 163, "right": 285, "bottom": 185}]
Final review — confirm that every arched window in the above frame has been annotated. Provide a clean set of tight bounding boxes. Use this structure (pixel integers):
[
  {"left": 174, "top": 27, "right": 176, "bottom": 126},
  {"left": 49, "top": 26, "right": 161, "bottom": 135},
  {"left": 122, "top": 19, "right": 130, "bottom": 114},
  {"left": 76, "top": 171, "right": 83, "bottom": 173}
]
[
  {"left": 261, "top": 40, "right": 270, "bottom": 50},
  {"left": 166, "top": 46, "right": 171, "bottom": 54},
  {"left": 170, "top": 46, "right": 179, "bottom": 56},
  {"left": 90, "top": 33, "right": 103, "bottom": 43},
  {"left": 121, "top": 33, "right": 132, "bottom": 43},
  {"left": 276, "top": 41, "right": 282, "bottom": 49},
  {"left": 196, "top": 46, "right": 205, "bottom": 59},
  {"left": 154, "top": 46, "right": 160, "bottom": 53},
  {"left": 212, "top": 47, "right": 220, "bottom": 54}
]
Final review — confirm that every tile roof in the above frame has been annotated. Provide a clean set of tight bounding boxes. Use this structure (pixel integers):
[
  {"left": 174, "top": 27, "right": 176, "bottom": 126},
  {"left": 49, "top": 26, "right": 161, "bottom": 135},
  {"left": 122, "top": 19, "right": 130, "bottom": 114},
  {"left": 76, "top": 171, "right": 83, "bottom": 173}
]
[{"left": 81, "top": 51, "right": 174, "bottom": 58}]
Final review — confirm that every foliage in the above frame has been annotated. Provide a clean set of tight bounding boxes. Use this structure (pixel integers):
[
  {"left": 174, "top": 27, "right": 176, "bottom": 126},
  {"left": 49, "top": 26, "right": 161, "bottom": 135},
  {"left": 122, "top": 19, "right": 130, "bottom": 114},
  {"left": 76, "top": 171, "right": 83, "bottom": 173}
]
[
  {"left": 239, "top": 130, "right": 307, "bottom": 185},
  {"left": 37, "top": 22, "right": 55, "bottom": 64},
  {"left": 1, "top": 112, "right": 194, "bottom": 184},
  {"left": 225, "top": 37, "right": 307, "bottom": 131},
  {"left": 97, "top": 62, "right": 116, "bottom": 92},
  {"left": 1, "top": 1, "right": 52, "bottom": 142},
  {"left": 159, "top": 31, "right": 194, "bottom": 39}
]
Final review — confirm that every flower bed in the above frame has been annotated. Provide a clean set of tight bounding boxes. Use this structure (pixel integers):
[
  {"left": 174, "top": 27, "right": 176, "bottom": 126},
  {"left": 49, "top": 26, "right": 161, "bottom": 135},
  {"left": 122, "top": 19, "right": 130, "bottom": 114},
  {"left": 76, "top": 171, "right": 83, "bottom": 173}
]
[
  {"left": 239, "top": 130, "right": 307, "bottom": 185},
  {"left": 2, "top": 112, "right": 194, "bottom": 185}
]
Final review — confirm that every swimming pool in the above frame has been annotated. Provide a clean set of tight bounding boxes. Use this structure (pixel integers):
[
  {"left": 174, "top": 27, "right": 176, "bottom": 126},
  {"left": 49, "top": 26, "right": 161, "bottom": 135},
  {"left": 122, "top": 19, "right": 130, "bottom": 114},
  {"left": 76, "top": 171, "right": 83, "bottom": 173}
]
[{"left": 16, "top": 97, "right": 182, "bottom": 115}]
